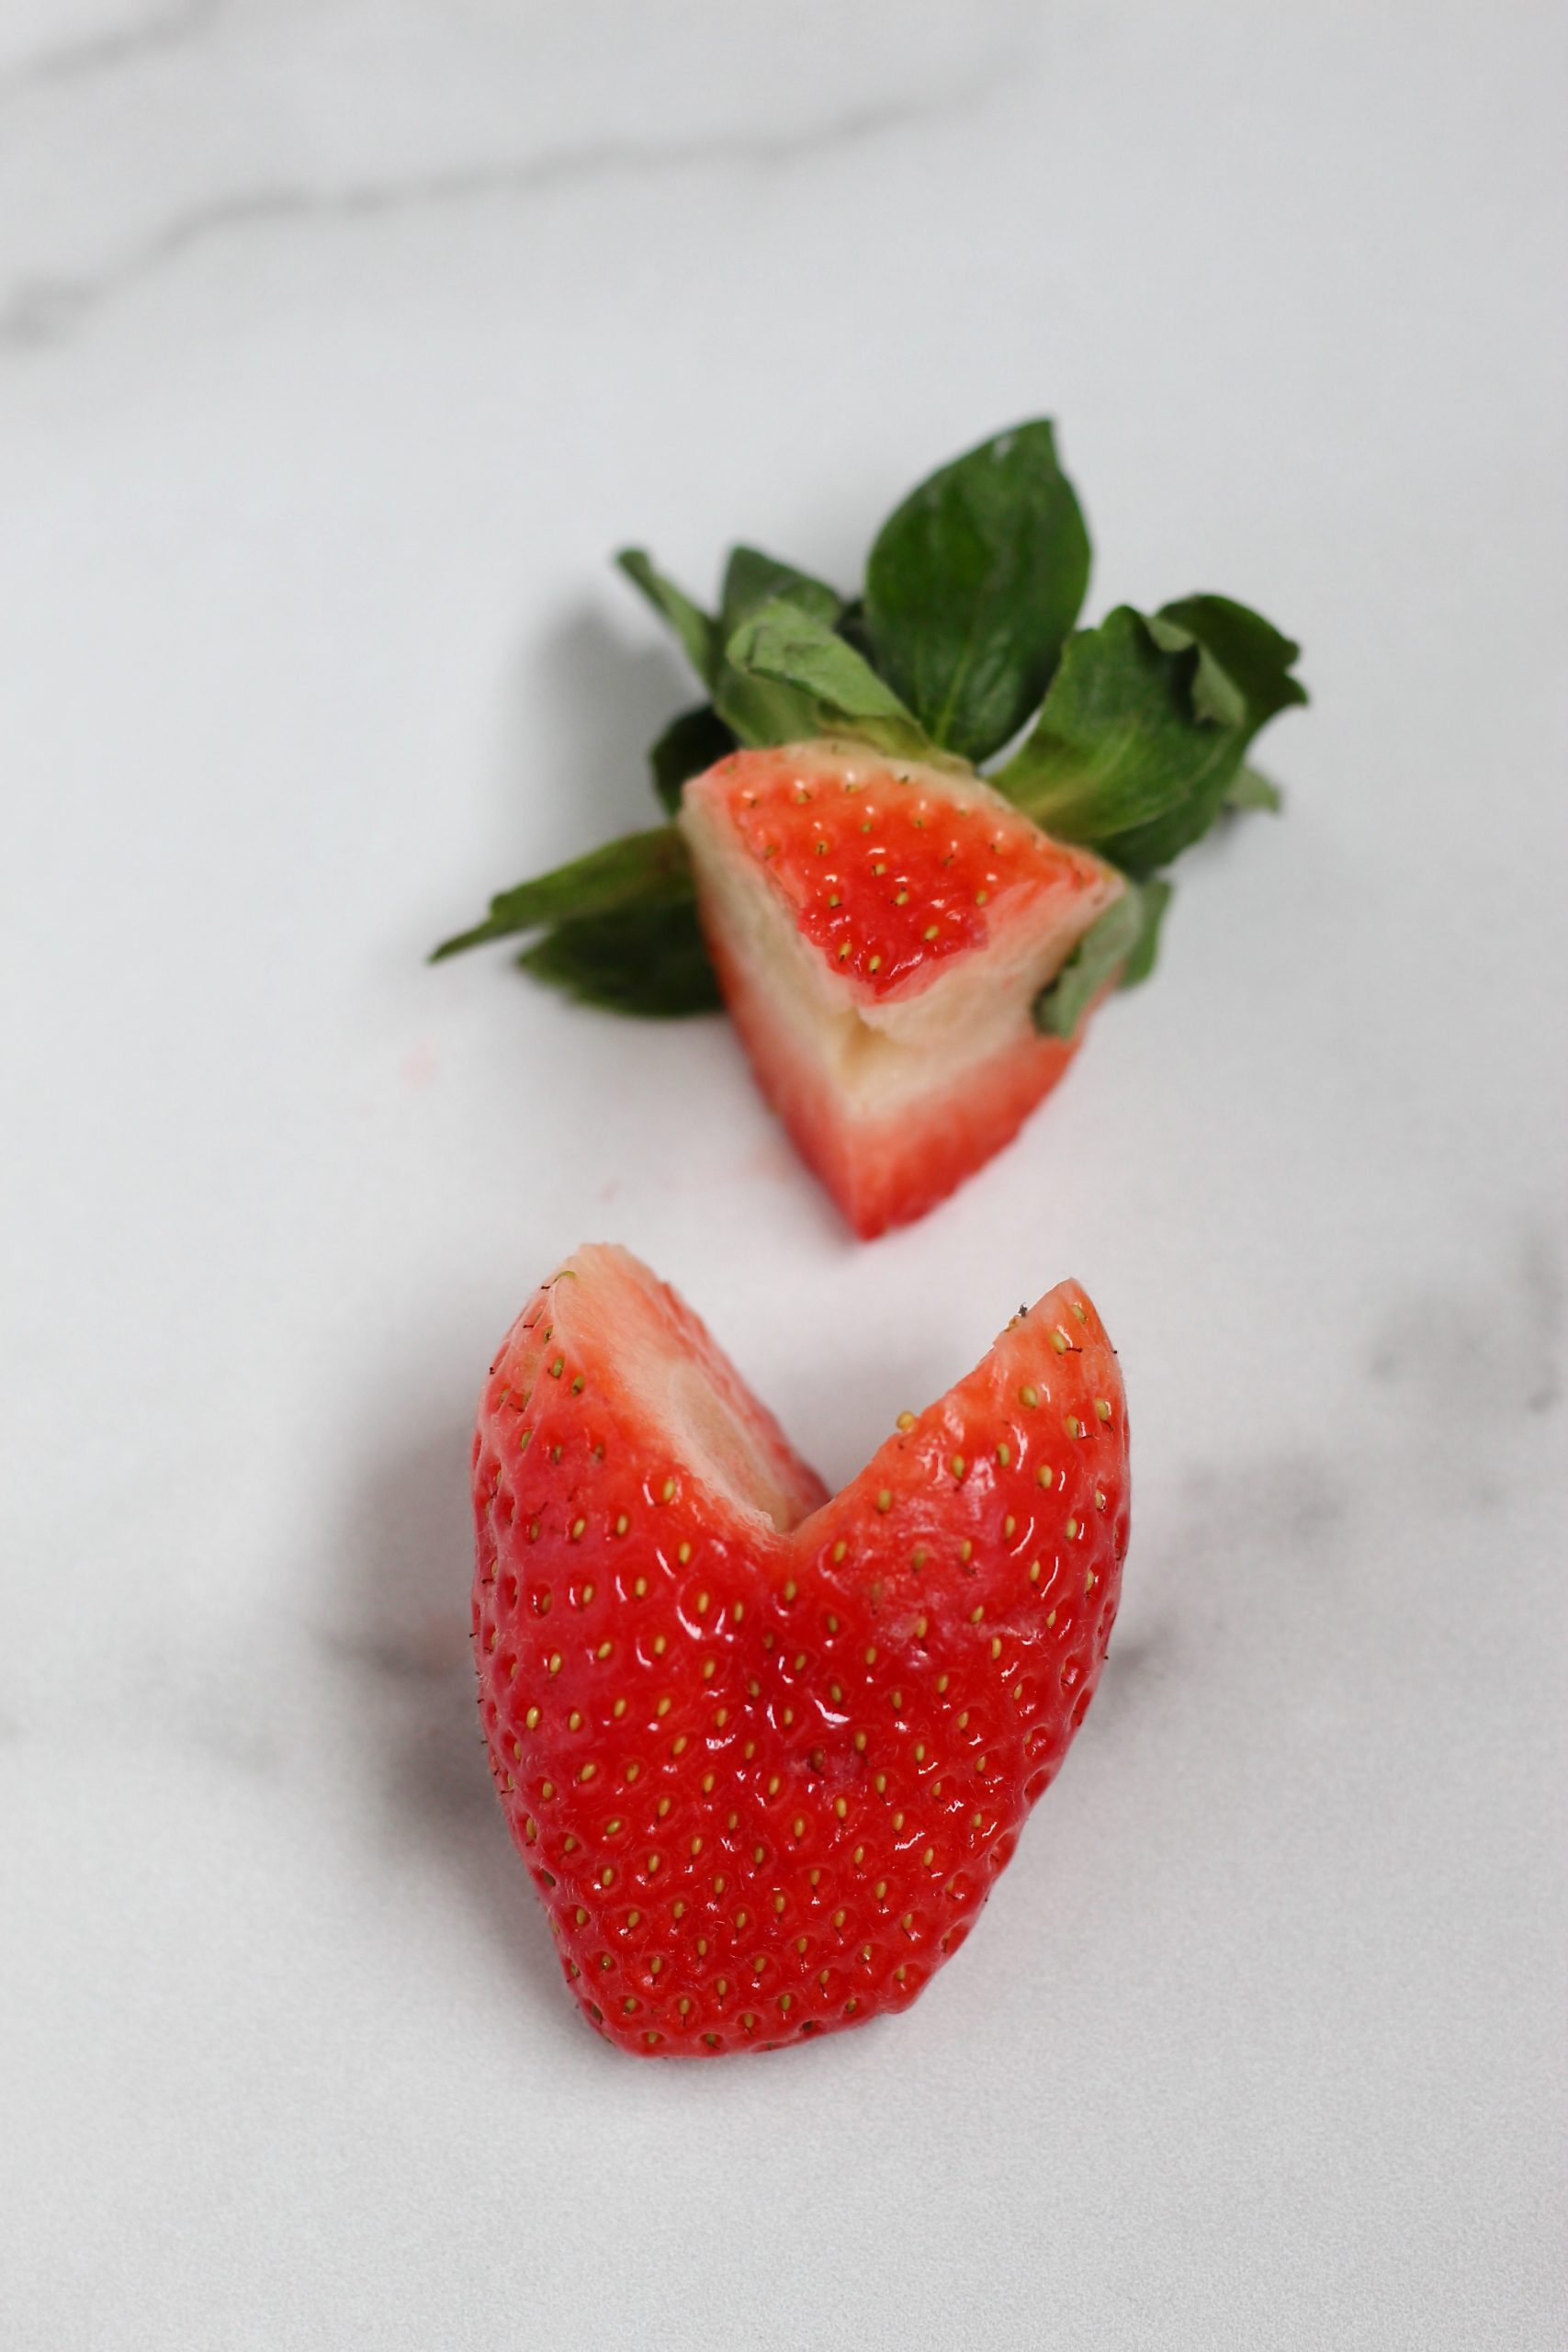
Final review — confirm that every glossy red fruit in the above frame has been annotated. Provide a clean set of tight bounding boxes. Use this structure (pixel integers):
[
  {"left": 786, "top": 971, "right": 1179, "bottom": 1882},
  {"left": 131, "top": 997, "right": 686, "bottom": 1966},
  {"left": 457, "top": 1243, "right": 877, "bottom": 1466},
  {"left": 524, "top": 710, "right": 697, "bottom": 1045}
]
[
  {"left": 679, "top": 741, "right": 1122, "bottom": 1237},
  {"left": 471, "top": 1244, "right": 1130, "bottom": 2057}
]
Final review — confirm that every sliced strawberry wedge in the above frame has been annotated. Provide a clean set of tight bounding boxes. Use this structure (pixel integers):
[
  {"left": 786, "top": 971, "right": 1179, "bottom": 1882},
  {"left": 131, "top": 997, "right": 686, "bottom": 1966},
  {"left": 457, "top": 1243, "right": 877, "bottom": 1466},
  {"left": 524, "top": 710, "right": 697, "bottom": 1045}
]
[
  {"left": 433, "top": 425, "right": 1309, "bottom": 1234},
  {"left": 472, "top": 1244, "right": 1130, "bottom": 2056},
  {"left": 680, "top": 741, "right": 1122, "bottom": 1237}
]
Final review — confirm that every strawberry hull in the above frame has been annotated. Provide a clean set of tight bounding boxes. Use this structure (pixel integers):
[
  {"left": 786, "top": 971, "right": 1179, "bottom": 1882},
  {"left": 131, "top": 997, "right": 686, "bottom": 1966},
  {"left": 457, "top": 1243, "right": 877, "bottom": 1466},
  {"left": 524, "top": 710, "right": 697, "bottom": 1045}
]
[
  {"left": 680, "top": 742, "right": 1122, "bottom": 1238},
  {"left": 472, "top": 1244, "right": 1130, "bottom": 2057},
  {"left": 434, "top": 426, "right": 1307, "bottom": 1235}
]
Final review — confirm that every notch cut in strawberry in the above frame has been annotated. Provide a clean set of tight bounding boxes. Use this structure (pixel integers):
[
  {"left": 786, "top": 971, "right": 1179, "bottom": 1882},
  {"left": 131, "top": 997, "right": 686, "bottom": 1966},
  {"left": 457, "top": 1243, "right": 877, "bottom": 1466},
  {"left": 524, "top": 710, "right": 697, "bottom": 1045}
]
[
  {"left": 681, "top": 741, "right": 1122, "bottom": 1235},
  {"left": 472, "top": 1244, "right": 1130, "bottom": 2058},
  {"left": 434, "top": 422, "right": 1307, "bottom": 1231}
]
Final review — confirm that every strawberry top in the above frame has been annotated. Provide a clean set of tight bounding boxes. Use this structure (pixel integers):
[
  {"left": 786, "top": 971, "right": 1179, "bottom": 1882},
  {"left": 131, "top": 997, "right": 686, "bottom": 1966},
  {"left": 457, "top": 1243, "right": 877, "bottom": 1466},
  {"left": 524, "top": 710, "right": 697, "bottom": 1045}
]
[{"left": 705, "top": 744, "right": 1104, "bottom": 999}]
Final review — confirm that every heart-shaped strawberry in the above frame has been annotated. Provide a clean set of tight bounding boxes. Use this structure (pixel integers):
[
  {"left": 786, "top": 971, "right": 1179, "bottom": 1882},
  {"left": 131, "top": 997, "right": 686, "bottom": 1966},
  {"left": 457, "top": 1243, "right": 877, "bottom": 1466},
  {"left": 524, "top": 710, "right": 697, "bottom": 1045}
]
[{"left": 471, "top": 1245, "right": 1130, "bottom": 2055}]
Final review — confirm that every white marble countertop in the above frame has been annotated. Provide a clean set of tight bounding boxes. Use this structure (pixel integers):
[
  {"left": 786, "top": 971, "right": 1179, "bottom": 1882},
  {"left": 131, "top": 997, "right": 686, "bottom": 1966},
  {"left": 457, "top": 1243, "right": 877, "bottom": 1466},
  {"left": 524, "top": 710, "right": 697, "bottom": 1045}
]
[{"left": 3, "top": 4, "right": 1565, "bottom": 2346}]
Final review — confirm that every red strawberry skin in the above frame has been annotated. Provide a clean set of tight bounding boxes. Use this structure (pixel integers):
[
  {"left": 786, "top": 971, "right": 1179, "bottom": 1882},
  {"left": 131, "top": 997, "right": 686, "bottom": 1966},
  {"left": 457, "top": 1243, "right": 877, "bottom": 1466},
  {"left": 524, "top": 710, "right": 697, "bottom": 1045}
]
[
  {"left": 679, "top": 741, "right": 1122, "bottom": 1238},
  {"left": 471, "top": 1245, "right": 1130, "bottom": 2057}
]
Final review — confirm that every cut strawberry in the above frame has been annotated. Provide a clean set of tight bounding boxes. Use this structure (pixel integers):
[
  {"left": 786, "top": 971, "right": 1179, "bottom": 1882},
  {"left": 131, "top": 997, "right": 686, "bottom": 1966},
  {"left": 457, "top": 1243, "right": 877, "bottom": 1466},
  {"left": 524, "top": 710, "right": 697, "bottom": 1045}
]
[
  {"left": 680, "top": 741, "right": 1123, "bottom": 1236},
  {"left": 472, "top": 1244, "right": 1130, "bottom": 2058},
  {"left": 434, "top": 422, "right": 1306, "bottom": 1233}
]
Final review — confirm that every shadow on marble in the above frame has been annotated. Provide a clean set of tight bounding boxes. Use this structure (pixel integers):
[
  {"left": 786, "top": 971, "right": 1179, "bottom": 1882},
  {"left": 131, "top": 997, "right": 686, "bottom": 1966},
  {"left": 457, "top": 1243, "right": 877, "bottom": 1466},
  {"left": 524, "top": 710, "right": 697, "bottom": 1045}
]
[
  {"left": 323, "top": 1401, "right": 582, "bottom": 2045},
  {"left": 501, "top": 602, "right": 688, "bottom": 852},
  {"left": 1084, "top": 1444, "right": 1345, "bottom": 1738},
  {"left": 1364, "top": 1219, "right": 1563, "bottom": 1428}
]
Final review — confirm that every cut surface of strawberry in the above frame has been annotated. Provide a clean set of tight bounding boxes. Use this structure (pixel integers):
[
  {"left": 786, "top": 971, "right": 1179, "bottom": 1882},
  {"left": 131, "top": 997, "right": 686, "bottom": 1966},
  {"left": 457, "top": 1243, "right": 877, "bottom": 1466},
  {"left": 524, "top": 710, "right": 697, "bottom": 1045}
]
[
  {"left": 680, "top": 741, "right": 1122, "bottom": 1237},
  {"left": 472, "top": 1243, "right": 1130, "bottom": 2058}
]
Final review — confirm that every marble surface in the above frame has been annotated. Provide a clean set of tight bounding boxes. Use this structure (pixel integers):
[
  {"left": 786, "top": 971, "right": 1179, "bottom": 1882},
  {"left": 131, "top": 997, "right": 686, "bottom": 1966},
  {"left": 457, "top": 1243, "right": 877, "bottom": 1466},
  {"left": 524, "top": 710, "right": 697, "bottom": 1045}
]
[{"left": 3, "top": 3, "right": 1565, "bottom": 2346}]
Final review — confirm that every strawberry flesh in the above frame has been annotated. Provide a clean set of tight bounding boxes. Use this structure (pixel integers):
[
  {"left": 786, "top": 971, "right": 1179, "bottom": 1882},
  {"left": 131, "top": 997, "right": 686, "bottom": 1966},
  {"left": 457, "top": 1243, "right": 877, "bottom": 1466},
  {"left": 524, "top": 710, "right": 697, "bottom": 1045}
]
[
  {"left": 680, "top": 741, "right": 1123, "bottom": 1237},
  {"left": 472, "top": 1244, "right": 1130, "bottom": 2057}
]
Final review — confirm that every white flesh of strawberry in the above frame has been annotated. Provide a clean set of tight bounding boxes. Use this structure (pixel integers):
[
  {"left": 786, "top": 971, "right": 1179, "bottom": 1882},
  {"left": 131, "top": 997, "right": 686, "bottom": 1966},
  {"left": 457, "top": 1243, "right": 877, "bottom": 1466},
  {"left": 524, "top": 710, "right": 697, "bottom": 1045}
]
[{"left": 681, "top": 744, "right": 1123, "bottom": 1127}]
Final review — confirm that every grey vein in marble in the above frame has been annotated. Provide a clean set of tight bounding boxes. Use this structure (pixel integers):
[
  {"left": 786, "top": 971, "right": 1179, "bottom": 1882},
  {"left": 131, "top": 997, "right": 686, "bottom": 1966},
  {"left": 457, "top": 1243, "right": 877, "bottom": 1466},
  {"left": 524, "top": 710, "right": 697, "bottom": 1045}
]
[
  {"left": 0, "top": 0, "right": 225, "bottom": 105},
  {"left": 1367, "top": 1218, "right": 1564, "bottom": 1430},
  {"left": 0, "top": 73, "right": 1006, "bottom": 355}
]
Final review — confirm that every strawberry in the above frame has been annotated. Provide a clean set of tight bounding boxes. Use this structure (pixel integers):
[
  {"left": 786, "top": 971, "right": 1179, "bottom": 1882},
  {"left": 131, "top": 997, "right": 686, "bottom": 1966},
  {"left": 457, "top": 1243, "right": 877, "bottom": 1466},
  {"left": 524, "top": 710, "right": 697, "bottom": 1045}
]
[
  {"left": 680, "top": 739, "right": 1122, "bottom": 1236},
  {"left": 434, "top": 423, "right": 1306, "bottom": 1233},
  {"left": 471, "top": 1244, "right": 1130, "bottom": 2057}
]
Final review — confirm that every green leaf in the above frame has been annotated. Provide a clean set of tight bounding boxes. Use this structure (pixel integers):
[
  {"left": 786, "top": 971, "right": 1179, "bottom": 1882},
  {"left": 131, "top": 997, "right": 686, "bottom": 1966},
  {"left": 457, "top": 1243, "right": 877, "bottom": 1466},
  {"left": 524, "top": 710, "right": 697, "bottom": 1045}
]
[
  {"left": 1155, "top": 595, "right": 1307, "bottom": 735},
  {"left": 720, "top": 546, "right": 842, "bottom": 636},
  {"left": 834, "top": 595, "right": 876, "bottom": 662},
  {"left": 648, "top": 704, "right": 736, "bottom": 815},
  {"left": 519, "top": 898, "right": 721, "bottom": 1018},
  {"left": 1224, "top": 763, "right": 1284, "bottom": 813},
  {"left": 723, "top": 599, "right": 936, "bottom": 760},
  {"left": 432, "top": 822, "right": 721, "bottom": 1015},
  {"left": 863, "top": 420, "right": 1091, "bottom": 763},
  {"left": 1032, "top": 883, "right": 1148, "bottom": 1039},
  {"left": 996, "top": 607, "right": 1242, "bottom": 874},
  {"left": 430, "top": 825, "right": 692, "bottom": 960},
  {"left": 1117, "top": 875, "right": 1172, "bottom": 990},
  {"left": 994, "top": 592, "right": 1304, "bottom": 879},
  {"left": 710, "top": 645, "right": 825, "bottom": 751},
  {"left": 706, "top": 548, "right": 854, "bottom": 746},
  {"left": 615, "top": 549, "right": 719, "bottom": 690}
]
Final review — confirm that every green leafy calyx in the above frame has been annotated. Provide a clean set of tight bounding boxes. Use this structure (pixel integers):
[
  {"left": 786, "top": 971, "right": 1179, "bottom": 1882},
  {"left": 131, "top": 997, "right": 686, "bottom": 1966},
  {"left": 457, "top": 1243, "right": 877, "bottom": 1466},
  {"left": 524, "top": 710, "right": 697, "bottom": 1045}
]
[
  {"left": 434, "top": 424, "right": 1306, "bottom": 1023},
  {"left": 995, "top": 597, "right": 1304, "bottom": 877},
  {"left": 865, "top": 420, "right": 1090, "bottom": 763},
  {"left": 430, "top": 825, "right": 717, "bottom": 1016}
]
